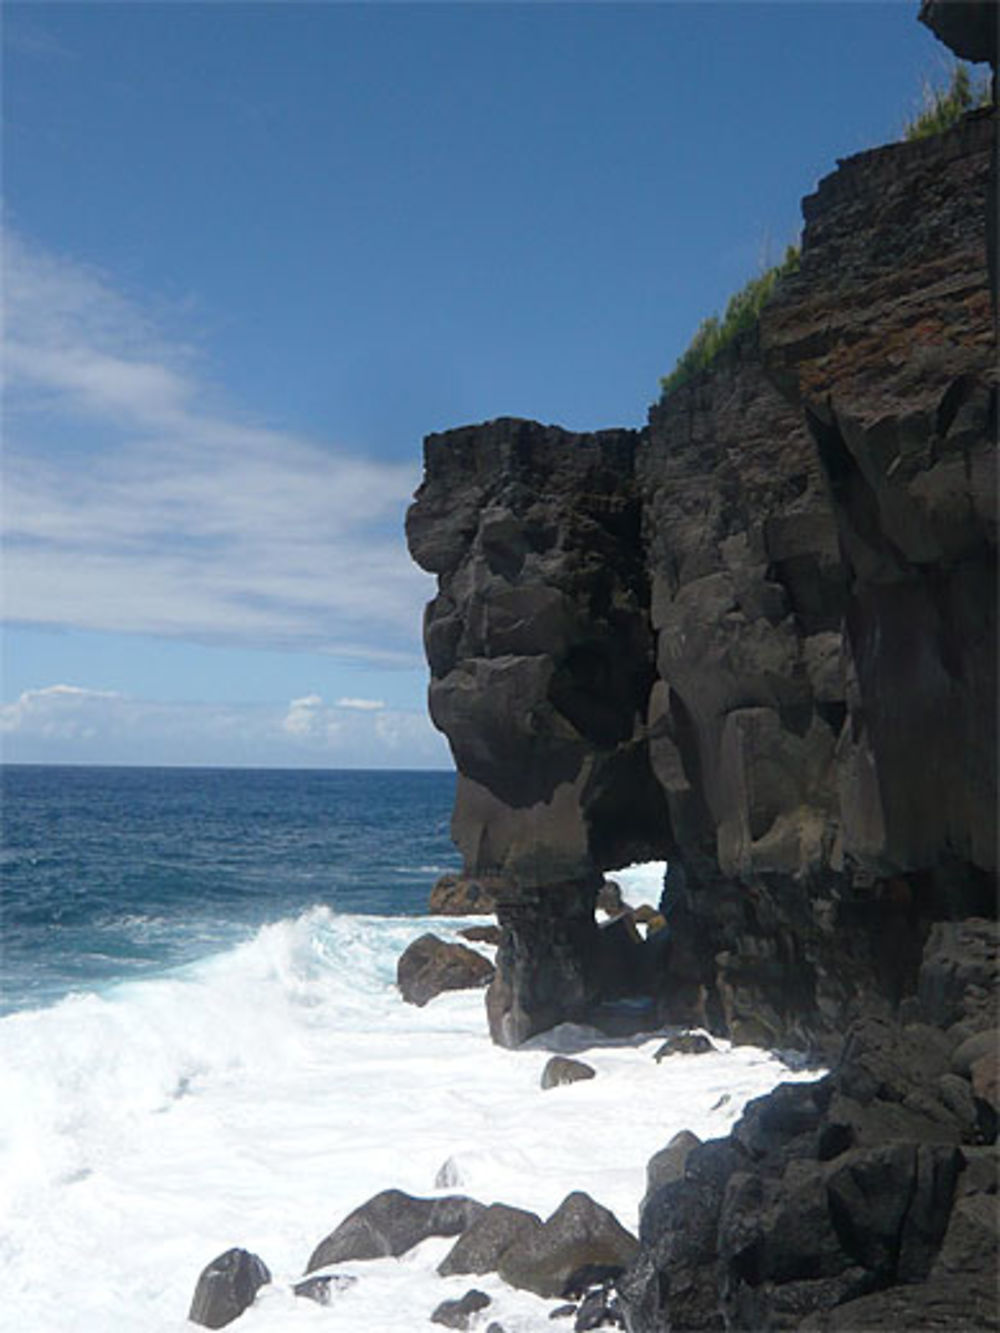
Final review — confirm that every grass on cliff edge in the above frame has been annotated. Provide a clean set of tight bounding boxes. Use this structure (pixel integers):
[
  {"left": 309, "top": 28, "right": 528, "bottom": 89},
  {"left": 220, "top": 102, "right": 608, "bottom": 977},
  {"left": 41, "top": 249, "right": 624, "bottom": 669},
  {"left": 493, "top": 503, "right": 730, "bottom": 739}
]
[
  {"left": 658, "top": 244, "right": 800, "bottom": 401},
  {"left": 658, "top": 63, "right": 992, "bottom": 403},
  {"left": 904, "top": 61, "right": 992, "bottom": 141}
]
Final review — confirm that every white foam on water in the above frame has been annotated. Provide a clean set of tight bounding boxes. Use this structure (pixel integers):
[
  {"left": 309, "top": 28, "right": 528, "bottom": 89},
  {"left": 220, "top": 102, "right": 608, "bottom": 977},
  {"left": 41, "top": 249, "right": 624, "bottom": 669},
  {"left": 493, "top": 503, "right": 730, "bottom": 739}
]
[{"left": 0, "top": 901, "right": 821, "bottom": 1332}]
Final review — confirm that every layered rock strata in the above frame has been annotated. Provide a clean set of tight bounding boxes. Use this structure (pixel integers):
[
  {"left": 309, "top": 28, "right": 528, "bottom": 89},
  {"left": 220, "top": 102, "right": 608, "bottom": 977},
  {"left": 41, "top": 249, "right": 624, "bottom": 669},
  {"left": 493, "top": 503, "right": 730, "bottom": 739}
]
[{"left": 407, "top": 97, "right": 997, "bottom": 1053}]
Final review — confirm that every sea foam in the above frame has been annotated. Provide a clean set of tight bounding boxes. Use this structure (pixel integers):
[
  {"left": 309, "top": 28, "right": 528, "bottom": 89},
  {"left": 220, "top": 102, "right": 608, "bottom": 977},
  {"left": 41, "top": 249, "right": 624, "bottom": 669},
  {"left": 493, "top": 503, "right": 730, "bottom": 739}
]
[{"left": 1, "top": 906, "right": 819, "bottom": 1331}]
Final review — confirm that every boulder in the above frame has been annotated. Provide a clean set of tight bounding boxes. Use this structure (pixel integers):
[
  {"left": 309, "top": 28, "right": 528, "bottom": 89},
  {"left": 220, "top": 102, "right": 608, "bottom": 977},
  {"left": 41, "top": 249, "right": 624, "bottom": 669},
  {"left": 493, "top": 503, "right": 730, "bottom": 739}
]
[
  {"left": 188, "top": 1248, "right": 271, "bottom": 1330},
  {"left": 541, "top": 1057, "right": 597, "bottom": 1090},
  {"left": 431, "top": 1289, "right": 491, "bottom": 1329},
  {"left": 397, "top": 934, "right": 495, "bottom": 1007},
  {"left": 931, "top": 1189, "right": 999, "bottom": 1278},
  {"left": 429, "top": 874, "right": 497, "bottom": 915},
  {"left": 438, "top": 1202, "right": 542, "bottom": 1277},
  {"left": 574, "top": 1284, "right": 625, "bottom": 1330},
  {"left": 951, "top": 1028, "right": 998, "bottom": 1077},
  {"left": 918, "top": 919, "right": 999, "bottom": 1032},
  {"left": 971, "top": 1051, "right": 998, "bottom": 1110},
  {"left": 497, "top": 1192, "right": 639, "bottom": 1299},
  {"left": 596, "top": 881, "right": 625, "bottom": 915},
  {"left": 642, "top": 1129, "right": 701, "bottom": 1207},
  {"left": 653, "top": 1031, "right": 715, "bottom": 1060},
  {"left": 561, "top": 1264, "right": 627, "bottom": 1299},
  {"left": 800, "top": 1271, "right": 1000, "bottom": 1329},
  {"left": 306, "top": 1189, "right": 485, "bottom": 1271},
  {"left": 459, "top": 924, "right": 502, "bottom": 946},
  {"left": 291, "top": 1273, "right": 356, "bottom": 1304},
  {"left": 630, "top": 903, "right": 659, "bottom": 925}
]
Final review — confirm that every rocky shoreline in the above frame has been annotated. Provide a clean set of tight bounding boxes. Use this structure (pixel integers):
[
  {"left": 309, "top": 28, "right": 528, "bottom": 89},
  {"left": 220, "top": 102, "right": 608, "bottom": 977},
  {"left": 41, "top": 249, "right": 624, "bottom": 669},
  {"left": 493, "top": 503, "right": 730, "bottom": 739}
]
[{"left": 184, "top": 880, "right": 997, "bottom": 1331}]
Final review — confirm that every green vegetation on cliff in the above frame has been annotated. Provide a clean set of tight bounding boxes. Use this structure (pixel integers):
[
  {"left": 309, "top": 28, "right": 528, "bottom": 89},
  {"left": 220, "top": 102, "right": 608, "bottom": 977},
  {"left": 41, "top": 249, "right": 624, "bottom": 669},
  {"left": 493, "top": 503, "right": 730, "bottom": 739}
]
[
  {"left": 658, "top": 244, "right": 800, "bottom": 401},
  {"left": 903, "top": 61, "right": 991, "bottom": 140}
]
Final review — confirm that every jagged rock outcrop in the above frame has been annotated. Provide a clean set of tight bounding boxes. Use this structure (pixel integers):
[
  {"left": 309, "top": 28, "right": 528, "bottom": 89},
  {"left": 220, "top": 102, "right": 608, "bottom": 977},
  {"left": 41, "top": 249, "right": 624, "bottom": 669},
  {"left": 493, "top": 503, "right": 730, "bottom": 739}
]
[
  {"left": 919, "top": 0, "right": 998, "bottom": 68},
  {"left": 407, "top": 96, "right": 997, "bottom": 1053},
  {"left": 407, "top": 420, "right": 671, "bottom": 1044},
  {"left": 617, "top": 922, "right": 999, "bottom": 1331}
]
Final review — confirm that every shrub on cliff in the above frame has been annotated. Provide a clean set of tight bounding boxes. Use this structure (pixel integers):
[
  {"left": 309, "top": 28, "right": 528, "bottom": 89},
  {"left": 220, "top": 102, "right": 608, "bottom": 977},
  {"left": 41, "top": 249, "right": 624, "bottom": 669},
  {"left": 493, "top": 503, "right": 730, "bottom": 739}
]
[
  {"left": 904, "top": 61, "right": 991, "bottom": 141},
  {"left": 658, "top": 244, "right": 800, "bottom": 401}
]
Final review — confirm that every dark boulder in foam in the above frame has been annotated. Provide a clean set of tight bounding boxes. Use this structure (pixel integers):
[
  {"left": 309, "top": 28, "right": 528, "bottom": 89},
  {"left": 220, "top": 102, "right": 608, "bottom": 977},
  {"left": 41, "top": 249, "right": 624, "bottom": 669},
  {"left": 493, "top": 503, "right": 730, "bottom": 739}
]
[
  {"left": 396, "top": 933, "right": 495, "bottom": 1006},
  {"left": 306, "top": 1188, "right": 485, "bottom": 1271},
  {"left": 188, "top": 1247, "right": 271, "bottom": 1329},
  {"left": 438, "top": 1202, "right": 542, "bottom": 1276},
  {"left": 431, "top": 1288, "right": 491, "bottom": 1329},
  {"left": 497, "top": 1191, "right": 638, "bottom": 1298}
]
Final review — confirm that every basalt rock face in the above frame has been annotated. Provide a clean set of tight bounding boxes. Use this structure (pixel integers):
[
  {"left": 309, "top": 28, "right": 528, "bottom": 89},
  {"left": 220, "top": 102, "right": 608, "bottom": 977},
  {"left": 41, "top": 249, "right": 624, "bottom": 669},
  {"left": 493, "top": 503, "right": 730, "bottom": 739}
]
[
  {"left": 919, "top": 0, "right": 998, "bottom": 69},
  {"left": 407, "top": 419, "right": 671, "bottom": 1044},
  {"left": 406, "top": 108, "right": 997, "bottom": 1051}
]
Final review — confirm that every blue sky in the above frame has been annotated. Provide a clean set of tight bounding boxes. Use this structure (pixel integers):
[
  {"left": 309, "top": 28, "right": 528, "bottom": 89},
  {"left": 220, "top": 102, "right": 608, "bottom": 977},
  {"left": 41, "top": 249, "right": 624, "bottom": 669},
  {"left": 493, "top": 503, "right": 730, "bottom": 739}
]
[{"left": 2, "top": 1, "right": 965, "bottom": 768}]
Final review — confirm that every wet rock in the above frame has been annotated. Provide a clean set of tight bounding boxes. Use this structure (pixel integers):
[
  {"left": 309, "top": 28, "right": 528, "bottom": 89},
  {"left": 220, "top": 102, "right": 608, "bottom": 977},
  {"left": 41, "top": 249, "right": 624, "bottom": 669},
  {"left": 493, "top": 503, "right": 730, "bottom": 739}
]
[
  {"left": 438, "top": 1202, "right": 542, "bottom": 1277},
  {"left": 549, "top": 1305, "right": 577, "bottom": 1320},
  {"left": 459, "top": 925, "right": 502, "bottom": 945},
  {"left": 629, "top": 904, "right": 659, "bottom": 925},
  {"left": 561, "top": 1264, "right": 627, "bottom": 1299},
  {"left": 188, "top": 1248, "right": 271, "bottom": 1329},
  {"left": 429, "top": 874, "right": 498, "bottom": 915},
  {"left": 918, "top": 919, "right": 999, "bottom": 1032},
  {"left": 971, "top": 1051, "right": 999, "bottom": 1109},
  {"left": 596, "top": 880, "right": 624, "bottom": 915},
  {"left": 653, "top": 1031, "right": 715, "bottom": 1060},
  {"left": 541, "top": 1056, "right": 597, "bottom": 1090},
  {"left": 641, "top": 1129, "right": 701, "bottom": 1220},
  {"left": 431, "top": 1289, "right": 491, "bottom": 1329},
  {"left": 291, "top": 1273, "right": 357, "bottom": 1304},
  {"left": 306, "top": 1189, "right": 485, "bottom": 1271},
  {"left": 497, "top": 1192, "right": 638, "bottom": 1299},
  {"left": 827, "top": 1142, "right": 961, "bottom": 1281},
  {"left": 952, "top": 1028, "right": 998, "bottom": 1076},
  {"left": 573, "top": 1285, "right": 624, "bottom": 1330},
  {"left": 931, "top": 1188, "right": 999, "bottom": 1278},
  {"left": 397, "top": 934, "right": 495, "bottom": 1007},
  {"left": 800, "top": 1270, "right": 1000, "bottom": 1330}
]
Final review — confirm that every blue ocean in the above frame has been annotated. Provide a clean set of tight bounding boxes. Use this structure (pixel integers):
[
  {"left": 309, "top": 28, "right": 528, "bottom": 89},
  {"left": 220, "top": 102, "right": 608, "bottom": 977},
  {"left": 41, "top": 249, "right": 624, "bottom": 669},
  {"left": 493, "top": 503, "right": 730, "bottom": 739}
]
[
  {"left": 0, "top": 764, "right": 808, "bottom": 1333},
  {"left": 1, "top": 765, "right": 458, "bottom": 1015}
]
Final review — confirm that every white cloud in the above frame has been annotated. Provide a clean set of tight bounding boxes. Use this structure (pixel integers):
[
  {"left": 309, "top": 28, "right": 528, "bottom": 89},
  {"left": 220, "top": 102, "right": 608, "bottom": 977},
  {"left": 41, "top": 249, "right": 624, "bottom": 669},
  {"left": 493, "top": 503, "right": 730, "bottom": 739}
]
[
  {"left": 1, "top": 682, "right": 449, "bottom": 769},
  {"left": 2, "top": 229, "right": 432, "bottom": 664},
  {"left": 336, "top": 697, "right": 386, "bottom": 711},
  {"left": 282, "top": 694, "right": 324, "bottom": 736},
  {"left": 0, "top": 684, "right": 124, "bottom": 738}
]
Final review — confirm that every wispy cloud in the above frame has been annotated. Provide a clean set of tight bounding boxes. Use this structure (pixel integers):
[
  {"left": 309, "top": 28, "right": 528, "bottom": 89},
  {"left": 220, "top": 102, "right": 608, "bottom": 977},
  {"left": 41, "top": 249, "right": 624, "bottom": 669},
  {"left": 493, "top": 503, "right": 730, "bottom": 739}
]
[
  {"left": 2, "top": 229, "right": 431, "bottom": 664},
  {"left": 1, "top": 684, "right": 449, "bottom": 768}
]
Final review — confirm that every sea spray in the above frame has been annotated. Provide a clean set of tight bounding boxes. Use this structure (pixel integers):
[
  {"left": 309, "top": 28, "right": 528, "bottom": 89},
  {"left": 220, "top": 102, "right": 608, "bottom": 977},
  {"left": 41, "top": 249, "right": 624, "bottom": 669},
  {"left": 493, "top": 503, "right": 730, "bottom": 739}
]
[{"left": 0, "top": 906, "right": 821, "bottom": 1332}]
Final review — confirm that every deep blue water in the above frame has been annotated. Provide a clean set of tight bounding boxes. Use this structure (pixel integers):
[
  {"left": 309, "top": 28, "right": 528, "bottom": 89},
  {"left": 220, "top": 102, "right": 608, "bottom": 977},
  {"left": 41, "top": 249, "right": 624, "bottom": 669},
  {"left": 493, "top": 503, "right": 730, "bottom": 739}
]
[{"left": 0, "top": 765, "right": 458, "bottom": 1014}]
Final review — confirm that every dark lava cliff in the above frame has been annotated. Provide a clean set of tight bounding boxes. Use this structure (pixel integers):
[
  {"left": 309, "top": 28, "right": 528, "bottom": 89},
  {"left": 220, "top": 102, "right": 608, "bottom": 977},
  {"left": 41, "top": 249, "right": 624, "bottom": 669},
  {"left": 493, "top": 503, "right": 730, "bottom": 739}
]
[
  {"left": 407, "top": 11, "right": 997, "bottom": 1328},
  {"left": 408, "top": 99, "right": 996, "bottom": 1054}
]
